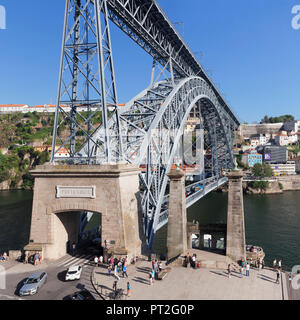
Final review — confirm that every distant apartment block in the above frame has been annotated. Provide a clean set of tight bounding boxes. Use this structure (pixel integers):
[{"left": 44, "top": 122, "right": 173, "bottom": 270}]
[
  {"left": 270, "top": 162, "right": 296, "bottom": 176},
  {"left": 249, "top": 134, "right": 269, "bottom": 147},
  {"left": 258, "top": 145, "right": 288, "bottom": 163},
  {"left": 274, "top": 133, "right": 298, "bottom": 146},
  {"left": 241, "top": 150, "right": 263, "bottom": 168}
]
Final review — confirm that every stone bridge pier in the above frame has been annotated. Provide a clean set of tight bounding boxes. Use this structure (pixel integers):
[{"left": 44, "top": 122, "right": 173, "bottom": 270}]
[{"left": 26, "top": 164, "right": 142, "bottom": 261}]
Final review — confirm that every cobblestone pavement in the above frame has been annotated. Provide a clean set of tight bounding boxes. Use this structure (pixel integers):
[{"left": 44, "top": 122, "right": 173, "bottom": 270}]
[{"left": 93, "top": 259, "right": 290, "bottom": 300}]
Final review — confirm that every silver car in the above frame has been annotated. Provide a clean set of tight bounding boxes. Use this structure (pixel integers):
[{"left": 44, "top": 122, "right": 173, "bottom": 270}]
[{"left": 19, "top": 271, "right": 47, "bottom": 296}]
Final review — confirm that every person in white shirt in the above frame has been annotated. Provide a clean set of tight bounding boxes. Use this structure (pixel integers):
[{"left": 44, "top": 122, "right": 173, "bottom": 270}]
[
  {"left": 246, "top": 263, "right": 250, "bottom": 277},
  {"left": 94, "top": 256, "right": 99, "bottom": 266}
]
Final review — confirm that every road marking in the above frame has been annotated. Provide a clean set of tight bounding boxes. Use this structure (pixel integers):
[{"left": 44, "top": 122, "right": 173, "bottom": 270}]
[
  {"left": 56, "top": 255, "right": 93, "bottom": 268},
  {"left": 0, "top": 293, "right": 24, "bottom": 300}
]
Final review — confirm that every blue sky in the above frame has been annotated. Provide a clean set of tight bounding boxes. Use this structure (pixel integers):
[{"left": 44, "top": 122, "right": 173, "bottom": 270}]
[{"left": 0, "top": 0, "right": 300, "bottom": 123}]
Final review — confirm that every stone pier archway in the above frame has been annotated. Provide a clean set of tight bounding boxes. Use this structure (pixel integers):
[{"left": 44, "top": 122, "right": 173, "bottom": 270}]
[{"left": 26, "top": 164, "right": 142, "bottom": 261}]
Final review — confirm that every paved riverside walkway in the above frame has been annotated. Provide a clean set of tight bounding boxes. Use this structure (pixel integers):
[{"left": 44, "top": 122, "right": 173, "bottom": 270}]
[{"left": 93, "top": 258, "right": 289, "bottom": 300}]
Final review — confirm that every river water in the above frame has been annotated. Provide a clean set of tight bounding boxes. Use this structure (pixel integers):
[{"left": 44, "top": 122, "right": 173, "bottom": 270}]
[{"left": 0, "top": 190, "right": 299, "bottom": 270}]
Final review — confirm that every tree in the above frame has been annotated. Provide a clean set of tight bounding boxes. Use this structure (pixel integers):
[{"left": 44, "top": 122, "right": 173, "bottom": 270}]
[
  {"left": 252, "top": 163, "right": 263, "bottom": 177},
  {"left": 251, "top": 163, "right": 273, "bottom": 177},
  {"left": 260, "top": 114, "right": 294, "bottom": 124}
]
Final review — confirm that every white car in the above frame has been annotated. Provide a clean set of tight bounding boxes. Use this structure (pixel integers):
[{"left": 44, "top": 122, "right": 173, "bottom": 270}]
[{"left": 65, "top": 266, "right": 82, "bottom": 281}]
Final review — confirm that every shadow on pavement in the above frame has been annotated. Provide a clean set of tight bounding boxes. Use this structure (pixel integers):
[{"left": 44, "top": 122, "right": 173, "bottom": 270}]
[
  {"left": 57, "top": 270, "right": 67, "bottom": 282},
  {"left": 210, "top": 270, "right": 228, "bottom": 278},
  {"left": 14, "top": 277, "right": 27, "bottom": 296},
  {"left": 132, "top": 276, "right": 149, "bottom": 285}
]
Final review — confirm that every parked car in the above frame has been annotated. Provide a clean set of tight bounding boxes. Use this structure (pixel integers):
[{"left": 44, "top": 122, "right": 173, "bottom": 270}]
[
  {"left": 64, "top": 290, "right": 95, "bottom": 300},
  {"left": 19, "top": 271, "right": 47, "bottom": 296},
  {"left": 65, "top": 265, "right": 82, "bottom": 281}
]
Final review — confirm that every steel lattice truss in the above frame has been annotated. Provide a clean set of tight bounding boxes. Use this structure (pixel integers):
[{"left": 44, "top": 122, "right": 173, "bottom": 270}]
[
  {"left": 82, "top": 77, "right": 238, "bottom": 244},
  {"left": 51, "top": 0, "right": 240, "bottom": 247}
]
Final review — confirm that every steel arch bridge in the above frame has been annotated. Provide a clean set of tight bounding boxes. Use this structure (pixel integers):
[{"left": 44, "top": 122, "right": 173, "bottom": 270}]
[{"left": 50, "top": 0, "right": 240, "bottom": 247}]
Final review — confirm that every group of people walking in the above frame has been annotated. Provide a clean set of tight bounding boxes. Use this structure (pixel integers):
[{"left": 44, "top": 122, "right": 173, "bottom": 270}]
[
  {"left": 109, "top": 256, "right": 131, "bottom": 298},
  {"left": 227, "top": 257, "right": 283, "bottom": 284}
]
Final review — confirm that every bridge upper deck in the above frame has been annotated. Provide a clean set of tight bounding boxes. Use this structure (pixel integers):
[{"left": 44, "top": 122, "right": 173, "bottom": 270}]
[{"left": 103, "top": 0, "right": 239, "bottom": 126}]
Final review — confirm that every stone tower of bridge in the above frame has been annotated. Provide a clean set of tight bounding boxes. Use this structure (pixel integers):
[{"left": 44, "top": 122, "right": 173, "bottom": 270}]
[
  {"left": 226, "top": 170, "right": 246, "bottom": 262},
  {"left": 166, "top": 168, "right": 188, "bottom": 261},
  {"left": 26, "top": 164, "right": 142, "bottom": 261}
]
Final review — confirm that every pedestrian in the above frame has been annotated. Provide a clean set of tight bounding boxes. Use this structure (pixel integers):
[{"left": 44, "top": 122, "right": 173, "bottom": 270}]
[
  {"left": 113, "top": 280, "right": 118, "bottom": 292},
  {"left": 127, "top": 282, "right": 131, "bottom": 297},
  {"left": 186, "top": 253, "right": 190, "bottom": 267},
  {"left": 118, "top": 261, "right": 122, "bottom": 274},
  {"left": 122, "top": 264, "right": 128, "bottom": 278},
  {"left": 240, "top": 265, "right": 243, "bottom": 278},
  {"left": 94, "top": 256, "right": 99, "bottom": 267},
  {"left": 158, "top": 261, "right": 162, "bottom": 272},
  {"left": 149, "top": 272, "right": 153, "bottom": 285},
  {"left": 276, "top": 269, "right": 281, "bottom": 284},
  {"left": 241, "top": 259, "right": 245, "bottom": 272},
  {"left": 227, "top": 264, "right": 231, "bottom": 278},
  {"left": 278, "top": 259, "right": 282, "bottom": 270},
  {"left": 38, "top": 252, "right": 42, "bottom": 264},
  {"left": 72, "top": 242, "right": 76, "bottom": 256},
  {"left": 273, "top": 259, "right": 277, "bottom": 269},
  {"left": 24, "top": 251, "right": 29, "bottom": 264},
  {"left": 108, "top": 265, "right": 112, "bottom": 276},
  {"left": 250, "top": 258, "right": 253, "bottom": 267},
  {"left": 246, "top": 263, "right": 250, "bottom": 277},
  {"left": 99, "top": 255, "right": 103, "bottom": 265},
  {"left": 3, "top": 252, "right": 7, "bottom": 261},
  {"left": 34, "top": 252, "right": 39, "bottom": 266},
  {"left": 192, "top": 254, "right": 196, "bottom": 269},
  {"left": 152, "top": 268, "right": 155, "bottom": 281}
]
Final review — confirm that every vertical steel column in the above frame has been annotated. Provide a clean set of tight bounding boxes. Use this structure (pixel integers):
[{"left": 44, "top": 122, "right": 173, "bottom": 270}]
[
  {"left": 51, "top": 0, "right": 70, "bottom": 163},
  {"left": 70, "top": 0, "right": 81, "bottom": 157}
]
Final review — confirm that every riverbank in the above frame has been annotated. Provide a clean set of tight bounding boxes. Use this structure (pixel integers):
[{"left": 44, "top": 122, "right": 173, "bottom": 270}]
[{"left": 217, "top": 175, "right": 300, "bottom": 195}]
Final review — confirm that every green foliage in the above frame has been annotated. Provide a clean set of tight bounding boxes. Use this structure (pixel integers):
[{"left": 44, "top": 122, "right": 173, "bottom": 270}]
[
  {"left": 252, "top": 163, "right": 273, "bottom": 178},
  {"left": 22, "top": 172, "right": 34, "bottom": 188},
  {"left": 249, "top": 181, "right": 269, "bottom": 190},
  {"left": 278, "top": 182, "right": 283, "bottom": 190},
  {"left": 235, "top": 155, "right": 249, "bottom": 170},
  {"left": 288, "top": 143, "right": 300, "bottom": 155},
  {"left": 260, "top": 115, "right": 294, "bottom": 124},
  {"left": 0, "top": 153, "right": 19, "bottom": 182}
]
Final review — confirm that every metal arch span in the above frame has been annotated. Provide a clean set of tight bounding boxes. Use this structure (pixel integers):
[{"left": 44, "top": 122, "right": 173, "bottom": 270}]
[{"left": 82, "top": 76, "right": 238, "bottom": 245}]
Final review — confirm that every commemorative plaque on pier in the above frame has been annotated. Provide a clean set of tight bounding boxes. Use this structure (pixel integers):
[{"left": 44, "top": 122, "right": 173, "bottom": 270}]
[{"left": 56, "top": 186, "right": 96, "bottom": 199}]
